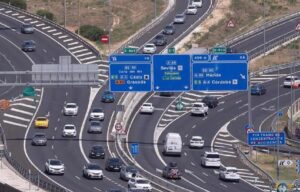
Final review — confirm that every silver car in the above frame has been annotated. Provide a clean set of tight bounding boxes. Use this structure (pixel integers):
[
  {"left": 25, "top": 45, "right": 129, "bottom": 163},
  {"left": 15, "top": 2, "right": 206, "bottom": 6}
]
[
  {"left": 31, "top": 133, "right": 47, "bottom": 146},
  {"left": 120, "top": 165, "right": 139, "bottom": 181},
  {"left": 83, "top": 163, "right": 103, "bottom": 179},
  {"left": 88, "top": 121, "right": 103, "bottom": 133}
]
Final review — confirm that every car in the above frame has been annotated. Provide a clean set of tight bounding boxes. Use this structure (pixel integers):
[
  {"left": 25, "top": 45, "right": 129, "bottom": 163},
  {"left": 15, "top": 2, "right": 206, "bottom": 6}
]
[
  {"left": 283, "top": 75, "right": 300, "bottom": 88},
  {"left": 163, "top": 24, "right": 175, "bottom": 35},
  {"left": 88, "top": 121, "right": 103, "bottom": 134},
  {"left": 173, "top": 14, "right": 186, "bottom": 24},
  {"left": 158, "top": 92, "right": 174, "bottom": 97},
  {"left": 89, "top": 145, "right": 105, "bottom": 159},
  {"left": 201, "top": 151, "right": 221, "bottom": 168},
  {"left": 63, "top": 103, "right": 78, "bottom": 116},
  {"left": 21, "top": 40, "right": 36, "bottom": 52},
  {"left": 120, "top": 165, "right": 139, "bottom": 181},
  {"left": 226, "top": 47, "right": 237, "bottom": 53},
  {"left": 89, "top": 108, "right": 104, "bottom": 121},
  {"left": 101, "top": 90, "right": 115, "bottom": 103},
  {"left": 191, "top": 0, "right": 203, "bottom": 7},
  {"left": 219, "top": 166, "right": 240, "bottom": 182},
  {"left": 21, "top": 23, "right": 34, "bottom": 34},
  {"left": 142, "top": 43, "right": 156, "bottom": 54},
  {"left": 34, "top": 117, "right": 49, "bottom": 128},
  {"left": 202, "top": 96, "right": 219, "bottom": 108},
  {"left": 31, "top": 132, "right": 47, "bottom": 146},
  {"left": 153, "top": 34, "right": 167, "bottom": 46},
  {"left": 162, "top": 162, "right": 181, "bottom": 179},
  {"left": 105, "top": 157, "right": 123, "bottom": 172},
  {"left": 191, "top": 102, "right": 208, "bottom": 116},
  {"left": 83, "top": 163, "right": 103, "bottom": 179},
  {"left": 62, "top": 124, "right": 77, "bottom": 137},
  {"left": 45, "top": 159, "right": 64, "bottom": 175},
  {"left": 186, "top": 5, "right": 198, "bottom": 15},
  {"left": 128, "top": 177, "right": 152, "bottom": 191},
  {"left": 251, "top": 84, "right": 266, "bottom": 95},
  {"left": 189, "top": 136, "right": 204, "bottom": 148},
  {"left": 140, "top": 103, "right": 154, "bottom": 114}
]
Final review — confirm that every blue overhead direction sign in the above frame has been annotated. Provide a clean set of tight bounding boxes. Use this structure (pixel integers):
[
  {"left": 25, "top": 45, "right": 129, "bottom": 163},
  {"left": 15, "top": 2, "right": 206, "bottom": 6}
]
[
  {"left": 248, "top": 132, "right": 286, "bottom": 146},
  {"left": 192, "top": 53, "right": 248, "bottom": 91},
  {"left": 109, "top": 54, "right": 152, "bottom": 92},
  {"left": 153, "top": 54, "right": 191, "bottom": 92},
  {"left": 131, "top": 143, "right": 139, "bottom": 155}
]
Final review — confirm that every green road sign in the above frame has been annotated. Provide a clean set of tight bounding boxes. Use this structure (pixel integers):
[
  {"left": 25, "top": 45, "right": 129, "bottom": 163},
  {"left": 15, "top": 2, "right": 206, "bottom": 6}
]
[
  {"left": 123, "top": 47, "right": 138, "bottom": 54},
  {"left": 168, "top": 47, "right": 175, "bottom": 54},
  {"left": 23, "top": 86, "right": 36, "bottom": 97},
  {"left": 212, "top": 46, "right": 226, "bottom": 54}
]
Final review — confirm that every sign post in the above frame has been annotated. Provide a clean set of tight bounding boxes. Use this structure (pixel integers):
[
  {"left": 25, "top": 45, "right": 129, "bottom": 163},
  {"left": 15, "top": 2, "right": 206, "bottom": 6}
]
[{"left": 296, "top": 160, "right": 300, "bottom": 174}]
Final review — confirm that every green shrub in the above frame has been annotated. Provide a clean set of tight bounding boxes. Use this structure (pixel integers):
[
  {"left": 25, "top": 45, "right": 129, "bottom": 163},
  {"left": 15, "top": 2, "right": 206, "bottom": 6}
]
[
  {"left": 36, "top": 10, "right": 55, "bottom": 21},
  {"left": 76, "top": 25, "right": 106, "bottom": 42},
  {"left": 0, "top": 0, "right": 26, "bottom": 10}
]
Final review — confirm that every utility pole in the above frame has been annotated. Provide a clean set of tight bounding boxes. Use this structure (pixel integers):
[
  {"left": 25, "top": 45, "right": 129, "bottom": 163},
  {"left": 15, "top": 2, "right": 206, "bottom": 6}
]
[
  {"left": 108, "top": 0, "right": 112, "bottom": 55},
  {"left": 64, "top": 0, "right": 67, "bottom": 28},
  {"left": 78, "top": 0, "right": 80, "bottom": 35}
]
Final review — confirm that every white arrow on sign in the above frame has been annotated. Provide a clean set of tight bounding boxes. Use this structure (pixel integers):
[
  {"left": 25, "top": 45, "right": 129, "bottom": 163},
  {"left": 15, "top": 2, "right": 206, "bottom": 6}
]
[
  {"left": 278, "top": 160, "right": 293, "bottom": 167},
  {"left": 155, "top": 86, "right": 160, "bottom": 90}
]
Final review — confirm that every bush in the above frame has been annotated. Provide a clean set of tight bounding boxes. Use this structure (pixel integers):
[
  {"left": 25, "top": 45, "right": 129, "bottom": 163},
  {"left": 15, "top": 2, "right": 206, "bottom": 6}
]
[
  {"left": 0, "top": 0, "right": 26, "bottom": 10},
  {"left": 36, "top": 10, "right": 55, "bottom": 21},
  {"left": 76, "top": 25, "right": 106, "bottom": 42}
]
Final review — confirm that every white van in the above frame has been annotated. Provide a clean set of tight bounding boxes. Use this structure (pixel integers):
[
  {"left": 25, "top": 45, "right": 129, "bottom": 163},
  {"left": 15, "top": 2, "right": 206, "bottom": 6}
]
[
  {"left": 191, "top": 0, "right": 203, "bottom": 8},
  {"left": 163, "top": 133, "right": 182, "bottom": 156}
]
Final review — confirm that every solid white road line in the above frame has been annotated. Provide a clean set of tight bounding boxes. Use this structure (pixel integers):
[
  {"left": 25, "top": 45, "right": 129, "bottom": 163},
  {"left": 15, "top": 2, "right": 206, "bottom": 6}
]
[
  {"left": 164, "top": 114, "right": 180, "bottom": 117},
  {"left": 3, "top": 120, "right": 27, "bottom": 128},
  {"left": 4, "top": 113, "right": 30, "bottom": 122},
  {"left": 218, "top": 133, "right": 230, "bottom": 137},
  {"left": 11, "top": 108, "right": 34, "bottom": 116}
]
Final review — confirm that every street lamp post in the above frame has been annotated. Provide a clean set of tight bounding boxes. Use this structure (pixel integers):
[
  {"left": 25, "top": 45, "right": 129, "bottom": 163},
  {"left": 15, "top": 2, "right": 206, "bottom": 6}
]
[
  {"left": 78, "top": 0, "right": 80, "bottom": 35},
  {"left": 64, "top": 0, "right": 67, "bottom": 28}
]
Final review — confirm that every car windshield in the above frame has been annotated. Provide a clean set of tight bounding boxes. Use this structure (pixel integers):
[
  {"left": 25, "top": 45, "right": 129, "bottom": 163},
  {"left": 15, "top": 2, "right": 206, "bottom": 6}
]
[
  {"left": 34, "top": 134, "right": 46, "bottom": 138},
  {"left": 176, "top": 15, "right": 184, "bottom": 18},
  {"left": 227, "top": 169, "right": 237, "bottom": 173},
  {"left": 64, "top": 125, "right": 75, "bottom": 130},
  {"left": 188, "top": 5, "right": 195, "bottom": 9},
  {"left": 194, "top": 0, "right": 201, "bottom": 2},
  {"left": 91, "top": 121, "right": 101, "bottom": 126},
  {"left": 192, "top": 138, "right": 202, "bottom": 141},
  {"left": 143, "top": 104, "right": 151, "bottom": 107},
  {"left": 166, "top": 25, "right": 173, "bottom": 29},
  {"left": 66, "top": 104, "right": 76, "bottom": 108},
  {"left": 126, "top": 166, "right": 138, "bottom": 173},
  {"left": 24, "top": 24, "right": 33, "bottom": 28},
  {"left": 93, "top": 146, "right": 104, "bottom": 152},
  {"left": 104, "top": 91, "right": 112, "bottom": 95},
  {"left": 37, "top": 117, "right": 46, "bottom": 121},
  {"left": 50, "top": 160, "right": 62, "bottom": 165},
  {"left": 136, "top": 179, "right": 149, "bottom": 184},
  {"left": 193, "top": 104, "right": 202, "bottom": 107},
  {"left": 145, "top": 44, "right": 154, "bottom": 48},
  {"left": 207, "top": 154, "right": 220, "bottom": 158},
  {"left": 110, "top": 158, "right": 121, "bottom": 163},
  {"left": 156, "top": 35, "right": 164, "bottom": 39},
  {"left": 92, "top": 108, "right": 103, "bottom": 113},
  {"left": 87, "top": 164, "right": 101, "bottom": 170}
]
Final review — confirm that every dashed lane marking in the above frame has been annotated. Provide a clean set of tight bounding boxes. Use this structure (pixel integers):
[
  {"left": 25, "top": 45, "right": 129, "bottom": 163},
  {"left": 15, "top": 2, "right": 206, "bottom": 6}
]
[
  {"left": 75, "top": 176, "right": 80, "bottom": 180},
  {"left": 93, "top": 187, "right": 102, "bottom": 192}
]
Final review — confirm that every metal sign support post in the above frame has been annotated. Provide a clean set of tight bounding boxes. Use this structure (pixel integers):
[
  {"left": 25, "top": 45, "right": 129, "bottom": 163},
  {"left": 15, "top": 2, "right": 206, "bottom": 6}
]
[{"left": 247, "top": 70, "right": 253, "bottom": 158}]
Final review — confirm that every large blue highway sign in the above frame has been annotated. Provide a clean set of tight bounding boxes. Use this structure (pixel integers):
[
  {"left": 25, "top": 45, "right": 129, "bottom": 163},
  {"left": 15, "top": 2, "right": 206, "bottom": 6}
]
[
  {"left": 248, "top": 132, "right": 286, "bottom": 146},
  {"left": 109, "top": 55, "right": 152, "bottom": 92},
  {"left": 153, "top": 54, "right": 190, "bottom": 92},
  {"left": 192, "top": 54, "right": 248, "bottom": 91},
  {"left": 130, "top": 143, "right": 139, "bottom": 155}
]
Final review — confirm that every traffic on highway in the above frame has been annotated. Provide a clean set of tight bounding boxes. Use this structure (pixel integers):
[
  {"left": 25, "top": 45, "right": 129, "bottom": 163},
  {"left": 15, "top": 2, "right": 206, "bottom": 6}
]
[{"left": 1, "top": 0, "right": 300, "bottom": 192}]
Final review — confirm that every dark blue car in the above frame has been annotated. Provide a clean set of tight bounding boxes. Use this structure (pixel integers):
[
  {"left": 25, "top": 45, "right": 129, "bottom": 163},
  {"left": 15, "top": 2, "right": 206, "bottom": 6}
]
[
  {"left": 21, "top": 40, "right": 36, "bottom": 52},
  {"left": 251, "top": 84, "right": 266, "bottom": 95},
  {"left": 101, "top": 91, "right": 115, "bottom": 103}
]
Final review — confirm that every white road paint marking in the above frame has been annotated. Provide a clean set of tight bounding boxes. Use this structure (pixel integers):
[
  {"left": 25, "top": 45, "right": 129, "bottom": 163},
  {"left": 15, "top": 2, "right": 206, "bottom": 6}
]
[
  {"left": 12, "top": 13, "right": 19, "bottom": 16},
  {"left": 214, "top": 141, "right": 232, "bottom": 146},
  {"left": 192, "top": 124, "right": 196, "bottom": 129},
  {"left": 51, "top": 145, "right": 54, "bottom": 150},
  {"left": 18, "top": 15, "right": 25, "bottom": 18},
  {"left": 214, "top": 148, "right": 236, "bottom": 154},
  {"left": 220, "top": 183, "right": 228, "bottom": 188},
  {"left": 35, "top": 23, "right": 45, "bottom": 26},
  {"left": 202, "top": 172, "right": 208, "bottom": 176},
  {"left": 164, "top": 113, "right": 179, "bottom": 117},
  {"left": 11, "top": 103, "right": 36, "bottom": 109},
  {"left": 215, "top": 138, "right": 239, "bottom": 143},
  {"left": 54, "top": 127, "right": 57, "bottom": 131},
  {"left": 5, "top": 10, "right": 12, "bottom": 13},
  {"left": 68, "top": 42, "right": 79, "bottom": 46},
  {"left": 52, "top": 136, "right": 55, "bottom": 140},
  {"left": 58, "top": 35, "right": 68, "bottom": 39},
  {"left": 154, "top": 108, "right": 165, "bottom": 111},
  {"left": 235, "top": 100, "right": 242, "bottom": 104},
  {"left": 3, "top": 120, "right": 27, "bottom": 128},
  {"left": 4, "top": 113, "right": 30, "bottom": 122},
  {"left": 63, "top": 38, "right": 73, "bottom": 42},
  {"left": 57, "top": 118, "right": 60, "bottom": 122},
  {"left": 93, "top": 187, "right": 102, "bottom": 192},
  {"left": 156, "top": 168, "right": 162, "bottom": 173},
  {"left": 10, "top": 108, "right": 33, "bottom": 116},
  {"left": 191, "top": 162, "right": 196, "bottom": 166},
  {"left": 42, "top": 49, "right": 47, "bottom": 53},
  {"left": 68, "top": 45, "right": 83, "bottom": 50},
  {"left": 185, "top": 169, "right": 206, "bottom": 183},
  {"left": 203, "top": 117, "right": 208, "bottom": 120},
  {"left": 71, "top": 49, "right": 88, "bottom": 54},
  {"left": 184, "top": 152, "right": 187, "bottom": 156},
  {"left": 217, "top": 108, "right": 224, "bottom": 112},
  {"left": 24, "top": 18, "right": 32, "bottom": 21},
  {"left": 76, "top": 52, "right": 93, "bottom": 58},
  {"left": 47, "top": 29, "right": 57, "bottom": 33},
  {"left": 42, "top": 26, "right": 51, "bottom": 30},
  {"left": 52, "top": 32, "right": 62, "bottom": 36},
  {"left": 79, "top": 56, "right": 97, "bottom": 61},
  {"left": 75, "top": 176, "right": 80, "bottom": 180},
  {"left": 30, "top": 21, "right": 38, "bottom": 24}
]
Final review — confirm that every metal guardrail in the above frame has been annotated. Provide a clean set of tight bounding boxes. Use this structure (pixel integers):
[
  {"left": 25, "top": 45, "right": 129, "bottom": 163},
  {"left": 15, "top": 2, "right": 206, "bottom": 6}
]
[{"left": 0, "top": 2, "right": 102, "bottom": 61}]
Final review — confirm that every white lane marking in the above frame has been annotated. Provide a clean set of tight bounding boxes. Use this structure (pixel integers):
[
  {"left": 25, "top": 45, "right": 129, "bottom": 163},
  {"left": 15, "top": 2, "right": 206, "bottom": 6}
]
[
  {"left": 10, "top": 108, "right": 33, "bottom": 116},
  {"left": 192, "top": 124, "right": 196, "bottom": 129},
  {"left": 184, "top": 152, "right": 187, "bottom": 156},
  {"left": 161, "top": 118, "right": 173, "bottom": 122},
  {"left": 3, "top": 120, "right": 27, "bottom": 128},
  {"left": 167, "top": 109, "right": 186, "bottom": 113},
  {"left": 215, "top": 138, "right": 239, "bottom": 143},
  {"left": 52, "top": 32, "right": 62, "bottom": 36},
  {"left": 5, "top": 10, "right": 12, "bottom": 13},
  {"left": 24, "top": 18, "right": 32, "bottom": 21},
  {"left": 54, "top": 127, "right": 57, "bottom": 131},
  {"left": 238, "top": 172, "right": 254, "bottom": 176},
  {"left": 251, "top": 77, "right": 274, "bottom": 81},
  {"left": 214, "top": 145, "right": 234, "bottom": 150},
  {"left": 12, "top": 97, "right": 35, "bottom": 102},
  {"left": 58, "top": 35, "right": 68, "bottom": 39},
  {"left": 214, "top": 141, "right": 232, "bottom": 146},
  {"left": 68, "top": 42, "right": 79, "bottom": 46},
  {"left": 236, "top": 168, "right": 250, "bottom": 172},
  {"left": 75, "top": 176, "right": 80, "bottom": 180},
  {"left": 30, "top": 21, "right": 38, "bottom": 24},
  {"left": 42, "top": 26, "right": 51, "bottom": 30},
  {"left": 218, "top": 153, "right": 237, "bottom": 158},
  {"left": 181, "top": 96, "right": 196, "bottom": 101},
  {"left": 4, "top": 113, "right": 30, "bottom": 122},
  {"left": 51, "top": 145, "right": 54, "bottom": 150},
  {"left": 185, "top": 169, "right": 206, "bottom": 183},
  {"left": 185, "top": 134, "right": 188, "bottom": 138},
  {"left": 85, "top": 60, "right": 102, "bottom": 64},
  {"left": 76, "top": 52, "right": 93, "bottom": 57},
  {"left": 202, "top": 172, "right": 208, "bottom": 176},
  {"left": 220, "top": 183, "right": 228, "bottom": 188},
  {"left": 152, "top": 95, "right": 176, "bottom": 99},
  {"left": 217, "top": 108, "right": 224, "bottom": 112},
  {"left": 18, "top": 15, "right": 25, "bottom": 18},
  {"left": 235, "top": 100, "right": 242, "bottom": 104},
  {"left": 63, "top": 38, "right": 73, "bottom": 42},
  {"left": 12, "top": 13, "right": 19, "bottom": 16},
  {"left": 52, "top": 136, "right": 55, "bottom": 140},
  {"left": 155, "top": 108, "right": 165, "bottom": 111},
  {"left": 79, "top": 56, "right": 97, "bottom": 61},
  {"left": 10, "top": 103, "right": 36, "bottom": 109},
  {"left": 184, "top": 92, "right": 204, "bottom": 98},
  {"left": 72, "top": 48, "right": 88, "bottom": 54},
  {"left": 191, "top": 162, "right": 196, "bottom": 166},
  {"left": 35, "top": 23, "right": 45, "bottom": 26},
  {"left": 218, "top": 133, "right": 230, "bottom": 137},
  {"left": 68, "top": 45, "right": 84, "bottom": 50},
  {"left": 93, "top": 187, "right": 102, "bottom": 192},
  {"left": 47, "top": 29, "right": 57, "bottom": 33},
  {"left": 156, "top": 168, "right": 162, "bottom": 173},
  {"left": 203, "top": 117, "right": 208, "bottom": 120},
  {"left": 253, "top": 184, "right": 270, "bottom": 188},
  {"left": 214, "top": 148, "right": 236, "bottom": 154},
  {"left": 163, "top": 113, "right": 179, "bottom": 117}
]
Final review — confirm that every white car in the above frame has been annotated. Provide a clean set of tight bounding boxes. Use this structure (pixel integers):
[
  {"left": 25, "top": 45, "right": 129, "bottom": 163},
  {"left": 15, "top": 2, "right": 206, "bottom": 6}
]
[
  {"left": 128, "top": 177, "right": 152, "bottom": 191},
  {"left": 174, "top": 14, "right": 186, "bottom": 24},
  {"left": 45, "top": 159, "right": 64, "bottom": 175},
  {"left": 191, "top": 102, "right": 208, "bottom": 116},
  {"left": 140, "top": 103, "right": 154, "bottom": 114},
  {"left": 83, "top": 163, "right": 103, "bottom": 179},
  {"left": 142, "top": 43, "right": 156, "bottom": 54},
  {"left": 186, "top": 5, "right": 197, "bottom": 15},
  {"left": 63, "top": 103, "right": 78, "bottom": 116},
  {"left": 62, "top": 124, "right": 77, "bottom": 137},
  {"left": 89, "top": 108, "right": 104, "bottom": 121},
  {"left": 201, "top": 151, "right": 221, "bottom": 168},
  {"left": 191, "top": 0, "right": 203, "bottom": 7},
  {"left": 219, "top": 166, "right": 240, "bottom": 182},
  {"left": 189, "top": 136, "right": 204, "bottom": 148},
  {"left": 283, "top": 75, "right": 300, "bottom": 88}
]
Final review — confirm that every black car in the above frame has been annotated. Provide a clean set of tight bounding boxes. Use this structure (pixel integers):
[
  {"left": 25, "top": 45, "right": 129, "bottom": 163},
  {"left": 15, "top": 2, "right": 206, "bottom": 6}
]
[
  {"left": 105, "top": 158, "right": 123, "bottom": 172},
  {"left": 89, "top": 145, "right": 105, "bottom": 159},
  {"left": 101, "top": 90, "right": 115, "bottom": 103},
  {"left": 22, "top": 40, "right": 36, "bottom": 52},
  {"left": 163, "top": 24, "right": 175, "bottom": 35},
  {"left": 21, "top": 23, "right": 34, "bottom": 34},
  {"left": 162, "top": 162, "right": 181, "bottom": 179},
  {"left": 251, "top": 84, "right": 266, "bottom": 95},
  {"left": 159, "top": 92, "right": 174, "bottom": 97},
  {"left": 202, "top": 96, "right": 219, "bottom": 108},
  {"left": 153, "top": 34, "right": 167, "bottom": 46}
]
